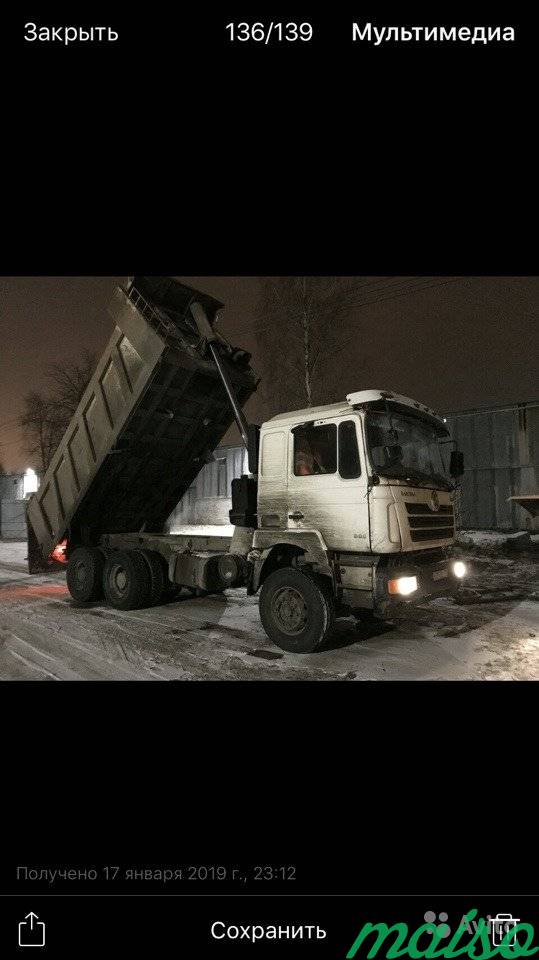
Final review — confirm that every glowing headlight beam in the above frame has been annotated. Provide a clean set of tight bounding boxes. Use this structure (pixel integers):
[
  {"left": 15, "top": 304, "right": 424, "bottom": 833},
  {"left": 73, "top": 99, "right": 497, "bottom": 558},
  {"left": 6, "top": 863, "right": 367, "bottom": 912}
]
[{"left": 388, "top": 575, "right": 418, "bottom": 596}]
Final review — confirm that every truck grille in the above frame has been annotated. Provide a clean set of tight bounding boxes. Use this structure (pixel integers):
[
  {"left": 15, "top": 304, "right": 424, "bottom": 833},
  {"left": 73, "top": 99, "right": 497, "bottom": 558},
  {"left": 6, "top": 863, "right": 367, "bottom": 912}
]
[{"left": 405, "top": 501, "right": 454, "bottom": 542}]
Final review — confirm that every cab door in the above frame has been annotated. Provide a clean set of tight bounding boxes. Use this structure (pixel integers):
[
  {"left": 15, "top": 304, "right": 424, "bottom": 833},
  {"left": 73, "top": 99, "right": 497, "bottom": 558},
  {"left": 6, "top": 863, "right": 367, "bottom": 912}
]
[{"left": 286, "top": 416, "right": 370, "bottom": 552}]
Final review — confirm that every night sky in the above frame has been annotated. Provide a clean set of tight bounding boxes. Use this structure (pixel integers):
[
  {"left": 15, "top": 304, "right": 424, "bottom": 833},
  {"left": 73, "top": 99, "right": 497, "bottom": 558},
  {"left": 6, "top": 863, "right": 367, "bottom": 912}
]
[{"left": 0, "top": 276, "right": 536, "bottom": 471}]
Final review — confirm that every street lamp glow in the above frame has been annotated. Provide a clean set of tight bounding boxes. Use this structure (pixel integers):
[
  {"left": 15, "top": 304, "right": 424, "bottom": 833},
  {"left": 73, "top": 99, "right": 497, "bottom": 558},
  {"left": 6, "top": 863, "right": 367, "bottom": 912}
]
[
  {"left": 23, "top": 468, "right": 38, "bottom": 496},
  {"left": 453, "top": 560, "right": 467, "bottom": 578}
]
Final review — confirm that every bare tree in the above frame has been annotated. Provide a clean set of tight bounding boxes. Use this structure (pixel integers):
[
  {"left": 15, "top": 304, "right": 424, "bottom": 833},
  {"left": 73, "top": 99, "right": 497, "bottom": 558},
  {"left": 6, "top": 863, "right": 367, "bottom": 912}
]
[
  {"left": 20, "top": 351, "right": 96, "bottom": 473},
  {"left": 253, "top": 277, "right": 466, "bottom": 418},
  {"left": 20, "top": 392, "right": 63, "bottom": 473},
  {"left": 254, "top": 277, "right": 368, "bottom": 416},
  {"left": 47, "top": 349, "right": 96, "bottom": 432}
]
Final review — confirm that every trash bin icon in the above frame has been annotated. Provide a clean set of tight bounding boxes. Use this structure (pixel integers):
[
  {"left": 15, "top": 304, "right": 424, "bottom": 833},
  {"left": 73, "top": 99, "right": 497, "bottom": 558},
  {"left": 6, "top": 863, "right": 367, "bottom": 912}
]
[{"left": 491, "top": 914, "right": 520, "bottom": 947}]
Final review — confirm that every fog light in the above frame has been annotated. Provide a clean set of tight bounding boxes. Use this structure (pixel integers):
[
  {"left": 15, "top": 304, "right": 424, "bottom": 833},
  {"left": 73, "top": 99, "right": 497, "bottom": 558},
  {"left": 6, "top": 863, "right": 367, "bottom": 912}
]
[
  {"left": 388, "top": 575, "right": 418, "bottom": 596},
  {"left": 453, "top": 560, "right": 467, "bottom": 579}
]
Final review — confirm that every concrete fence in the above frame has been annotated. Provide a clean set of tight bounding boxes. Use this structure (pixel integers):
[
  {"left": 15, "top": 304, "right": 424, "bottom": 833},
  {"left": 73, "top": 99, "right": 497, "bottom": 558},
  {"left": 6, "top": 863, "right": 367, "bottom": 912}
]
[
  {"left": 445, "top": 400, "right": 538, "bottom": 531},
  {"left": 0, "top": 499, "right": 27, "bottom": 539}
]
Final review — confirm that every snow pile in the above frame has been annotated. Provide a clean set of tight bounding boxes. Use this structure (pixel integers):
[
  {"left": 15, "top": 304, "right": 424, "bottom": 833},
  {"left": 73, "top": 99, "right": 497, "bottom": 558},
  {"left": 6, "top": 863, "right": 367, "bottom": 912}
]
[
  {"left": 0, "top": 540, "right": 28, "bottom": 566},
  {"left": 457, "top": 529, "right": 533, "bottom": 554},
  {"left": 458, "top": 530, "right": 511, "bottom": 546}
]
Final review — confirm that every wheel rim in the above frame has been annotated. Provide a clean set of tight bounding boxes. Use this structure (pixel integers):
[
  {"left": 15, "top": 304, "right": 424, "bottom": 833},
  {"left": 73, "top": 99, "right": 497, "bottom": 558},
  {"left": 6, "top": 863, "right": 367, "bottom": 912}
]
[
  {"left": 271, "top": 586, "right": 308, "bottom": 635},
  {"left": 110, "top": 563, "right": 128, "bottom": 596},
  {"left": 75, "top": 561, "right": 87, "bottom": 584}
]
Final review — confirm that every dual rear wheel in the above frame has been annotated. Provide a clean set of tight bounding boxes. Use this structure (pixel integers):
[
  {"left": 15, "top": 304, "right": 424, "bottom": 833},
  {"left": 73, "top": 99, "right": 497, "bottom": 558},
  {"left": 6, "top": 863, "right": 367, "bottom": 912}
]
[{"left": 66, "top": 546, "right": 168, "bottom": 609}]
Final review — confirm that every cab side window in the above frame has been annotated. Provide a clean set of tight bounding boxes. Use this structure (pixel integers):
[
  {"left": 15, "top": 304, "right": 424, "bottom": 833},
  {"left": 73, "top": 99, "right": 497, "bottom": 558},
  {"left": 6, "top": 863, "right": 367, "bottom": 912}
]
[
  {"left": 293, "top": 423, "right": 337, "bottom": 476},
  {"left": 338, "top": 420, "right": 361, "bottom": 479}
]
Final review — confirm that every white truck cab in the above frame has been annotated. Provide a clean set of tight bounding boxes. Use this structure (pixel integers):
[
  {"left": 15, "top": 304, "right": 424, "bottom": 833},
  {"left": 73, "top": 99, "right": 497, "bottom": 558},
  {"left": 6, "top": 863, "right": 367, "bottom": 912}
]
[{"left": 246, "top": 389, "right": 466, "bottom": 651}]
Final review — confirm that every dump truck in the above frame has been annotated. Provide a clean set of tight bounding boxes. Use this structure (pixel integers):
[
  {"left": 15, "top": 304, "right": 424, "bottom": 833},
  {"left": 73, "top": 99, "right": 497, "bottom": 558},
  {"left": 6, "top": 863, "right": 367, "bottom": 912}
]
[{"left": 27, "top": 276, "right": 467, "bottom": 653}]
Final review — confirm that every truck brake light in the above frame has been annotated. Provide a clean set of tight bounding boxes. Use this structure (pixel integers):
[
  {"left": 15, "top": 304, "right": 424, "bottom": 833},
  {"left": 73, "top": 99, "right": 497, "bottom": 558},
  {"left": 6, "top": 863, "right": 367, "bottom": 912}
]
[{"left": 49, "top": 540, "right": 68, "bottom": 564}]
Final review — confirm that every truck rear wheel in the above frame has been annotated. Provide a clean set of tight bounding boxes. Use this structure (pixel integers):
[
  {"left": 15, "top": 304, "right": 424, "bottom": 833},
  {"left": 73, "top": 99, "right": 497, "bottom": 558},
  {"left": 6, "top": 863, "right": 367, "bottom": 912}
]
[
  {"left": 103, "top": 550, "right": 151, "bottom": 610},
  {"left": 66, "top": 547, "right": 105, "bottom": 602},
  {"left": 138, "top": 550, "right": 167, "bottom": 605},
  {"left": 259, "top": 568, "right": 335, "bottom": 653}
]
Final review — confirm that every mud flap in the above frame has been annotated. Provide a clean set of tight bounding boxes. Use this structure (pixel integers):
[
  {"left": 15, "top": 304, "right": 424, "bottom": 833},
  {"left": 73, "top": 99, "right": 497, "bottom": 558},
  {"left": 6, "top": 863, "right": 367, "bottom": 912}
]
[{"left": 26, "top": 515, "right": 66, "bottom": 573}]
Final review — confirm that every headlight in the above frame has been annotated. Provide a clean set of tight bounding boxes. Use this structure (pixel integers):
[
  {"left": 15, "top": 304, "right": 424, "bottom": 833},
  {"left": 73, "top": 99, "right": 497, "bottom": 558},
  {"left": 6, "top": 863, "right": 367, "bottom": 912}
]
[
  {"left": 453, "top": 560, "right": 467, "bottom": 579},
  {"left": 388, "top": 575, "right": 418, "bottom": 596}
]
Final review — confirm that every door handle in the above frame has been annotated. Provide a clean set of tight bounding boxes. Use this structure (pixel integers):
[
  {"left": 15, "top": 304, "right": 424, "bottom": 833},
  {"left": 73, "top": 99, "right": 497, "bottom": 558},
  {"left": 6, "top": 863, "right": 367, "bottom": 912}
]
[{"left": 289, "top": 512, "right": 304, "bottom": 520}]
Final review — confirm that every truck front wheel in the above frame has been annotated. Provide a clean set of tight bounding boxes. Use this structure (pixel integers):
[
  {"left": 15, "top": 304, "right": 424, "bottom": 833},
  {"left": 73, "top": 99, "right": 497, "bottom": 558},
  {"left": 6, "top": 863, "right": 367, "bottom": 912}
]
[
  {"left": 66, "top": 547, "right": 105, "bottom": 602},
  {"left": 259, "top": 568, "right": 335, "bottom": 653},
  {"left": 103, "top": 550, "right": 151, "bottom": 610}
]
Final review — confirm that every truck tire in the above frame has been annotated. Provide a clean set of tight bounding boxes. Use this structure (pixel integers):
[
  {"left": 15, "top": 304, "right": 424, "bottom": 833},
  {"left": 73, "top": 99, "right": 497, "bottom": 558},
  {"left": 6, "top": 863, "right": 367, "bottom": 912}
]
[
  {"left": 66, "top": 547, "right": 105, "bottom": 602},
  {"left": 259, "top": 567, "right": 335, "bottom": 653},
  {"left": 103, "top": 550, "right": 151, "bottom": 610},
  {"left": 137, "top": 550, "right": 167, "bottom": 605}
]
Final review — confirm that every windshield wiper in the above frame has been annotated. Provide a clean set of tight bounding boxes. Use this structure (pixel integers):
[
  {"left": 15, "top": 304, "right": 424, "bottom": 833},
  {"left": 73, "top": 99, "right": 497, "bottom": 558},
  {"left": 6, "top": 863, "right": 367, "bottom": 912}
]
[
  {"left": 377, "top": 467, "right": 451, "bottom": 489},
  {"left": 429, "top": 471, "right": 453, "bottom": 491},
  {"left": 376, "top": 468, "right": 426, "bottom": 484}
]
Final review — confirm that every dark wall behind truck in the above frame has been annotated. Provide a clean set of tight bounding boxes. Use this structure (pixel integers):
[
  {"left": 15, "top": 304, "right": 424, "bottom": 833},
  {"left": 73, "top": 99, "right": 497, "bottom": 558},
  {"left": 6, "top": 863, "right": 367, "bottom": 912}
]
[{"left": 446, "top": 401, "right": 538, "bottom": 531}]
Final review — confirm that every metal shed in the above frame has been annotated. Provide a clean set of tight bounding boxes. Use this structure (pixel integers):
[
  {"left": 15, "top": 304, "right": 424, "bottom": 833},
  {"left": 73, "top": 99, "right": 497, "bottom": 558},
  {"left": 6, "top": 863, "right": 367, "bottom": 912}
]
[{"left": 444, "top": 400, "right": 539, "bottom": 531}]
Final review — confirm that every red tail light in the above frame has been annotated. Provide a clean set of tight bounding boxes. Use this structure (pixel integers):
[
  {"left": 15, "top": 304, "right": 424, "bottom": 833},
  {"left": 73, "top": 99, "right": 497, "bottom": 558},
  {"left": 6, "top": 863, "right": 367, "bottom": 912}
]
[{"left": 50, "top": 540, "right": 68, "bottom": 564}]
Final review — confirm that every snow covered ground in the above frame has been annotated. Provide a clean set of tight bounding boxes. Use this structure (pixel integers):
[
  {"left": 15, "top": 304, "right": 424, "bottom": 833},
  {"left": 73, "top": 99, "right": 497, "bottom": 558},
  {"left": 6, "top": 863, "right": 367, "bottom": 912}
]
[{"left": 0, "top": 538, "right": 537, "bottom": 681}]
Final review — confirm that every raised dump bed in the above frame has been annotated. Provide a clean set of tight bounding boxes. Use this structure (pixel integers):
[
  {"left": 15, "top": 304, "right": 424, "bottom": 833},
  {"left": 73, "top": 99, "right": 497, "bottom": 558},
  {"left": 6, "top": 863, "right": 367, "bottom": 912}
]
[{"left": 26, "top": 277, "right": 257, "bottom": 571}]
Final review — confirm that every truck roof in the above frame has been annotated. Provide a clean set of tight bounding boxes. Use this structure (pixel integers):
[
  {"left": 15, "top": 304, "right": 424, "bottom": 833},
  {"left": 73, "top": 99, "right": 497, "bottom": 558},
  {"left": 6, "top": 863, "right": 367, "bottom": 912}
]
[{"left": 266, "top": 389, "right": 444, "bottom": 426}]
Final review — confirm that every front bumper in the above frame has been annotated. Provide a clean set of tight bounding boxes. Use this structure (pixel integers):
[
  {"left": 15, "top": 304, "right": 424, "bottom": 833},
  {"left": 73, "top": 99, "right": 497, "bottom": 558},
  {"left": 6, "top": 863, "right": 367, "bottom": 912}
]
[{"left": 374, "top": 554, "right": 460, "bottom": 617}]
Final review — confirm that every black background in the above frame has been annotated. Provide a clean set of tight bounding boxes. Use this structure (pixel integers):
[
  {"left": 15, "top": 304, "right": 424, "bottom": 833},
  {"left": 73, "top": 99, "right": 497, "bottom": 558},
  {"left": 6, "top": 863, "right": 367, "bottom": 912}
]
[
  {"left": 1, "top": 1, "right": 537, "bottom": 952},
  {"left": 1, "top": 2, "right": 536, "bottom": 275}
]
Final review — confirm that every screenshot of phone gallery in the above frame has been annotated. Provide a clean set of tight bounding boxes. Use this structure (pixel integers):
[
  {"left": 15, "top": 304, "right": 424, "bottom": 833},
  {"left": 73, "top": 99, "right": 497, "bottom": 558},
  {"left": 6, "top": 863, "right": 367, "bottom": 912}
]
[{"left": 1, "top": 6, "right": 537, "bottom": 958}]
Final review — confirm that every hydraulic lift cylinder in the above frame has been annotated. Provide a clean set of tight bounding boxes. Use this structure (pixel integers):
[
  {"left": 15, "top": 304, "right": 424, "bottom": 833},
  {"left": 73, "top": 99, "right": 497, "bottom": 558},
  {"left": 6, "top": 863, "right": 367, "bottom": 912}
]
[{"left": 190, "top": 300, "right": 250, "bottom": 448}]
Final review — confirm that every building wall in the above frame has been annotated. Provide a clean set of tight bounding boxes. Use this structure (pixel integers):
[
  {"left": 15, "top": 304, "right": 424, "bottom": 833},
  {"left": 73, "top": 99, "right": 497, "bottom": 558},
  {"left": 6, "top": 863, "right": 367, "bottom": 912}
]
[
  {"left": 445, "top": 401, "right": 539, "bottom": 531},
  {"left": 0, "top": 474, "right": 24, "bottom": 500},
  {"left": 0, "top": 473, "right": 27, "bottom": 539},
  {"left": 0, "top": 500, "right": 27, "bottom": 539},
  {"left": 166, "top": 445, "right": 247, "bottom": 529}
]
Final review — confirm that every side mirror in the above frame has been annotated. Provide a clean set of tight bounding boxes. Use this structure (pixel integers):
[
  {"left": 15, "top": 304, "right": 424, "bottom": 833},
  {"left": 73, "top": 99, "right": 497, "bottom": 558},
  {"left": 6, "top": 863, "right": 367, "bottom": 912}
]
[{"left": 450, "top": 450, "right": 464, "bottom": 478}]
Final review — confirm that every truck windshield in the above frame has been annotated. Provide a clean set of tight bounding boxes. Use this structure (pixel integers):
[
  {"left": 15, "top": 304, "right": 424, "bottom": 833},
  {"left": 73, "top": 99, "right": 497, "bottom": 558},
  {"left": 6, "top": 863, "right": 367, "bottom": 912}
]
[{"left": 366, "top": 407, "right": 452, "bottom": 489}]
